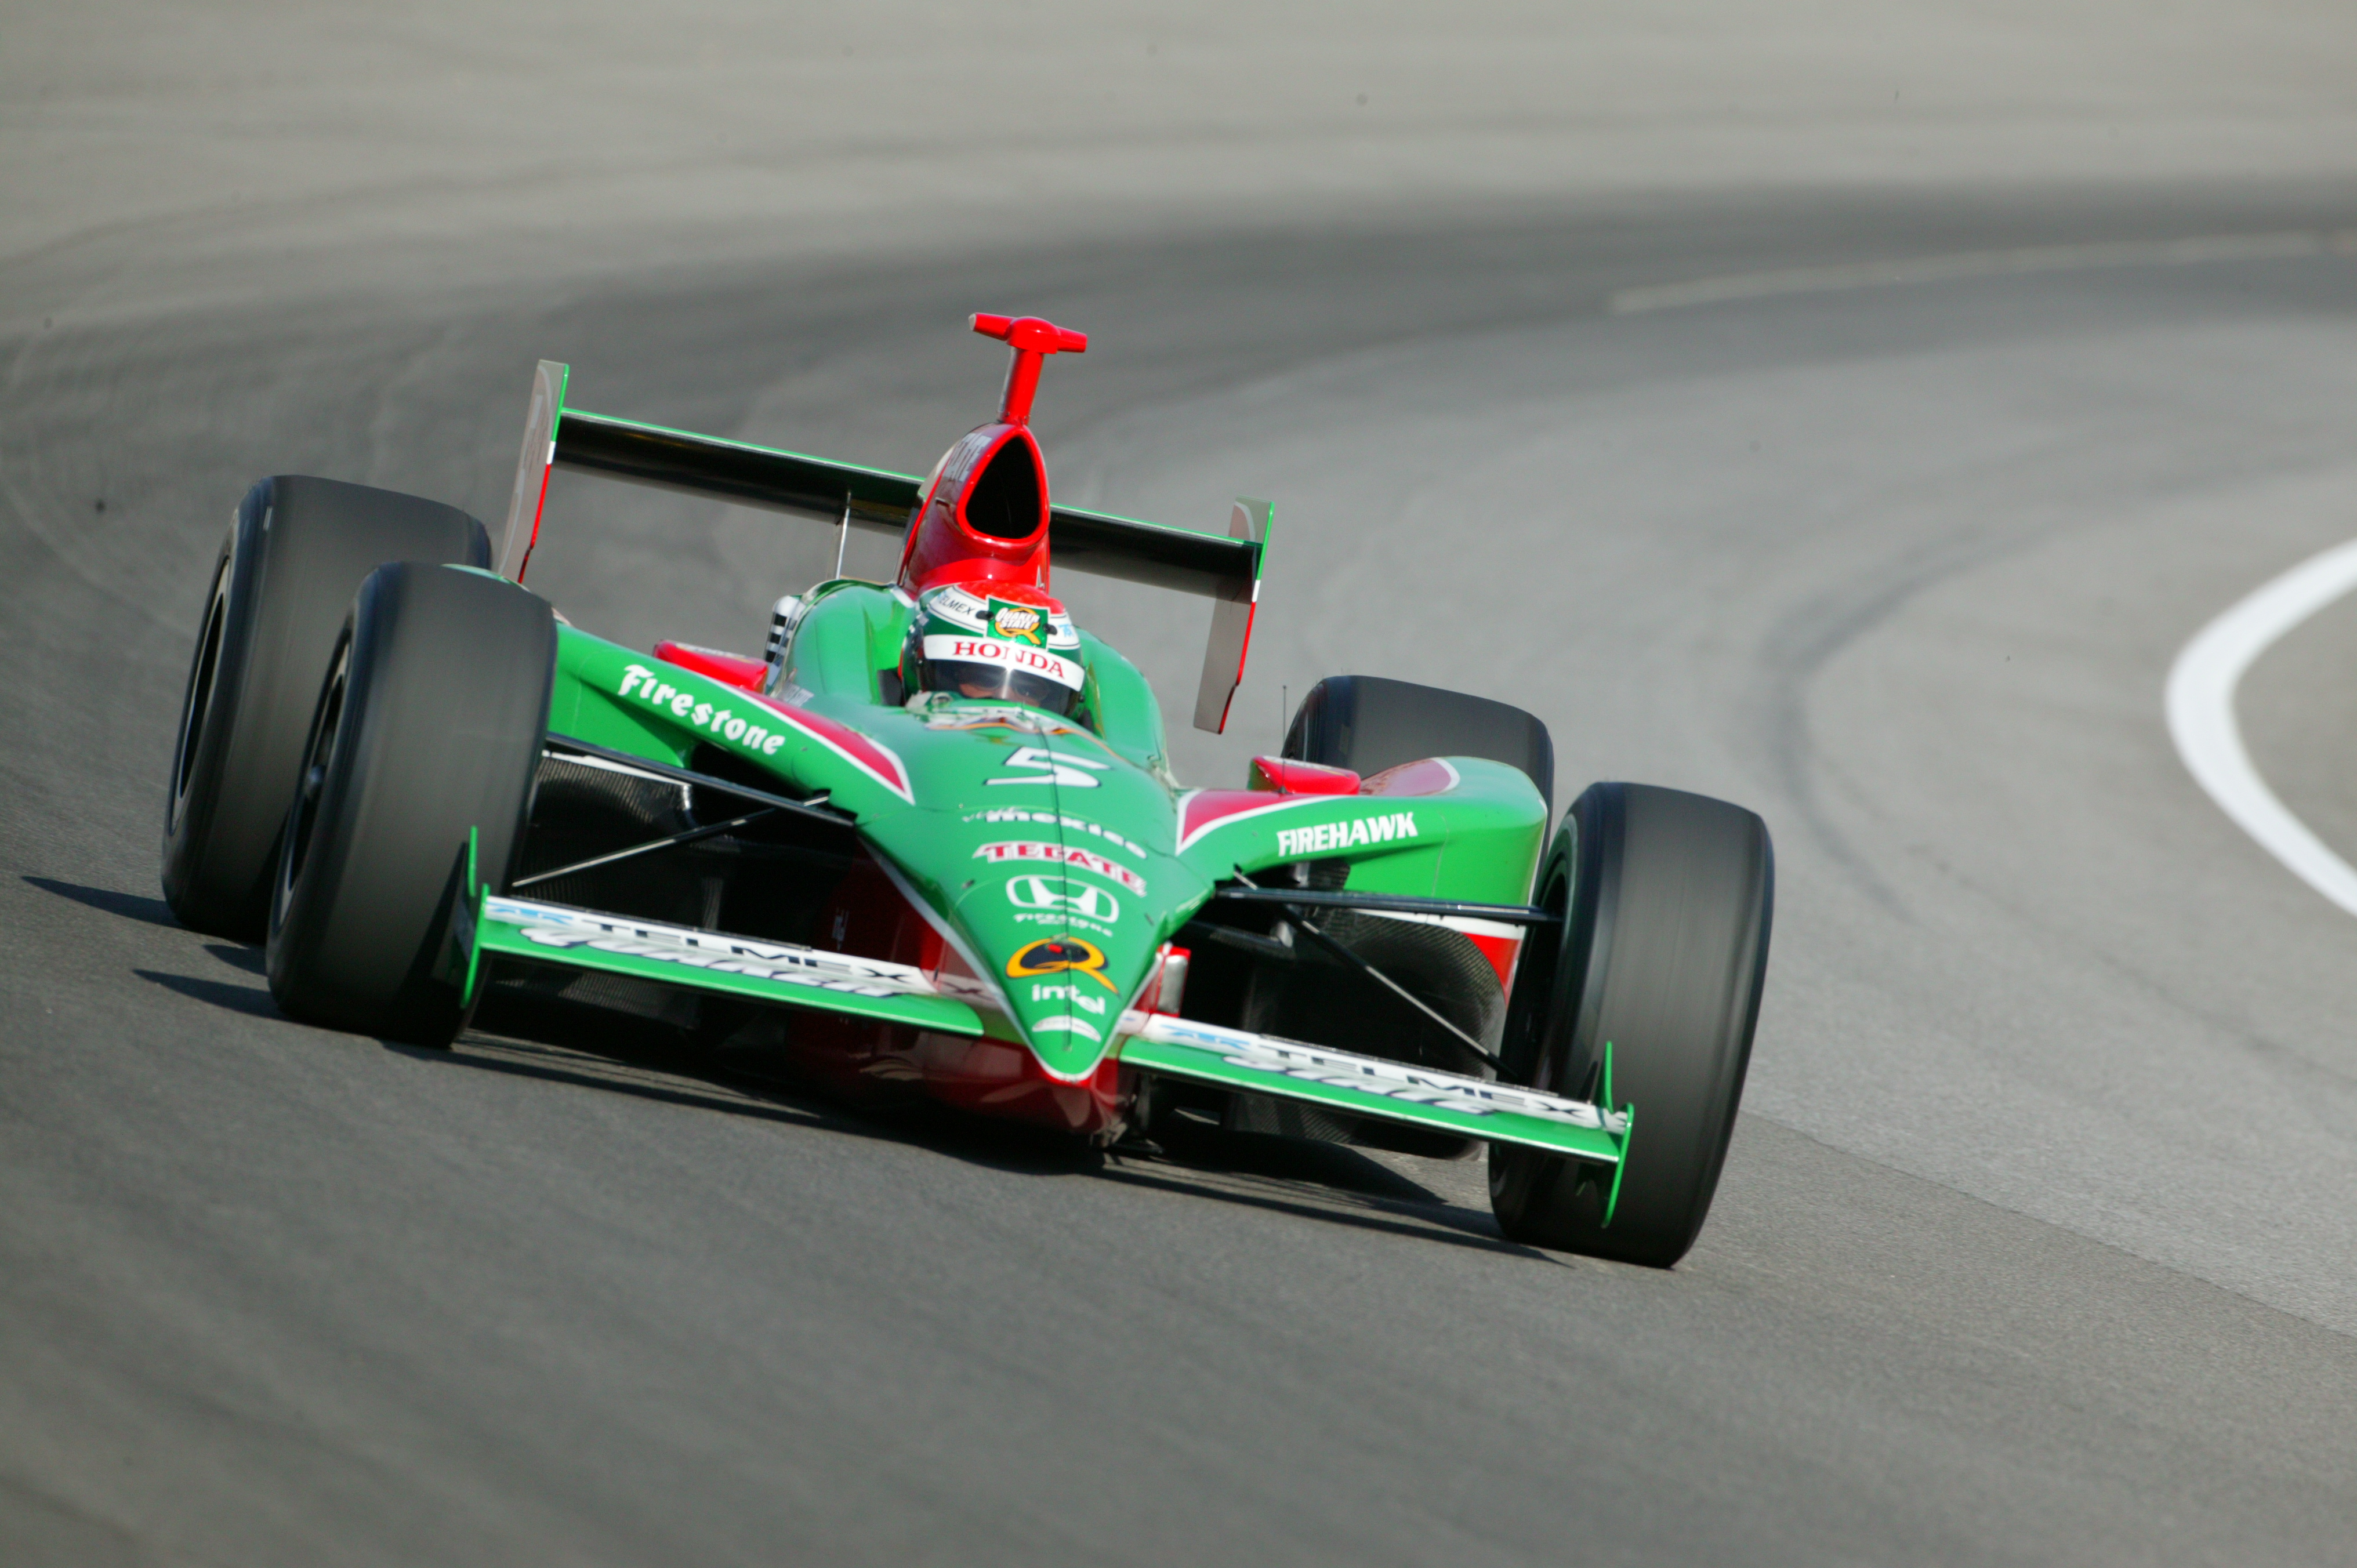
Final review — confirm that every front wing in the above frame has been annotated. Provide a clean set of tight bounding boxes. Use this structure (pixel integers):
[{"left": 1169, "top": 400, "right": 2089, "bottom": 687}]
[
  {"left": 467, "top": 894, "right": 1631, "bottom": 1167},
  {"left": 1116, "top": 1015, "right": 1629, "bottom": 1167},
  {"left": 471, "top": 895, "right": 991, "bottom": 1036}
]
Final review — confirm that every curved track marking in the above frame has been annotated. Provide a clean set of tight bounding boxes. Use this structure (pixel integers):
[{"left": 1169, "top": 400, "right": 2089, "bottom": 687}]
[{"left": 2166, "top": 536, "right": 2357, "bottom": 915}]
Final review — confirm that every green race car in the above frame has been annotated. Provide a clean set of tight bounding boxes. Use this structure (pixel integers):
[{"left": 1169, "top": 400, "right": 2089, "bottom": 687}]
[{"left": 161, "top": 313, "right": 1772, "bottom": 1266}]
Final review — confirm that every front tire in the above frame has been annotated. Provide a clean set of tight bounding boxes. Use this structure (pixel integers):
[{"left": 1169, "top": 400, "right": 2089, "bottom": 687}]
[
  {"left": 163, "top": 477, "right": 489, "bottom": 939},
  {"left": 1489, "top": 782, "right": 1773, "bottom": 1266},
  {"left": 266, "top": 563, "right": 555, "bottom": 1047}
]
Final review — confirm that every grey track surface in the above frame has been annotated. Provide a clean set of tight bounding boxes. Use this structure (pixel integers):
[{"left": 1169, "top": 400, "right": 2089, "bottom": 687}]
[{"left": 10, "top": 9, "right": 2357, "bottom": 1565}]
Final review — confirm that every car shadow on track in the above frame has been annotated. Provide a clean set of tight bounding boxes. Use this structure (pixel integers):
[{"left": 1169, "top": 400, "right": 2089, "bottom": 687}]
[
  {"left": 132, "top": 968, "right": 280, "bottom": 1019},
  {"left": 1098, "top": 1152, "right": 1552, "bottom": 1259},
  {"left": 25, "top": 874, "right": 291, "bottom": 1019},
  {"left": 23, "top": 876, "right": 184, "bottom": 929},
  {"left": 447, "top": 995, "right": 1550, "bottom": 1262},
  {"left": 67, "top": 883, "right": 1551, "bottom": 1263}
]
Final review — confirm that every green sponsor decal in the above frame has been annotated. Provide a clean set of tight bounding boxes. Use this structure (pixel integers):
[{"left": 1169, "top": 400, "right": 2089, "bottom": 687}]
[{"left": 986, "top": 597, "right": 1049, "bottom": 646}]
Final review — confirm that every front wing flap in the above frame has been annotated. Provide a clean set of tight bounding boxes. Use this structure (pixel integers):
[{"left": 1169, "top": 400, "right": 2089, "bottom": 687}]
[
  {"left": 471, "top": 895, "right": 992, "bottom": 1037},
  {"left": 1116, "top": 1013, "right": 1631, "bottom": 1166}
]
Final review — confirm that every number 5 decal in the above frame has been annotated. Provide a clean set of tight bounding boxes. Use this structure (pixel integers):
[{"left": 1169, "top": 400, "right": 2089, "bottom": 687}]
[{"left": 988, "top": 745, "right": 1110, "bottom": 789}]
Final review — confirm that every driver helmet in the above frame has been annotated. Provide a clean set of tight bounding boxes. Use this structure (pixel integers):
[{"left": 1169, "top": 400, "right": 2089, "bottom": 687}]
[{"left": 904, "top": 582, "right": 1085, "bottom": 716}]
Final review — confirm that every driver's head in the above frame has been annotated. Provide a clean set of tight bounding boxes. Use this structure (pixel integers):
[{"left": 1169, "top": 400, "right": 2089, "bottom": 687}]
[{"left": 904, "top": 582, "right": 1084, "bottom": 716}]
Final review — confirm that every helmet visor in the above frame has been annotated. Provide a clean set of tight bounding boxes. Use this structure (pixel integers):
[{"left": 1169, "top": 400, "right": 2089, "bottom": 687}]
[{"left": 925, "top": 658, "right": 1079, "bottom": 716}]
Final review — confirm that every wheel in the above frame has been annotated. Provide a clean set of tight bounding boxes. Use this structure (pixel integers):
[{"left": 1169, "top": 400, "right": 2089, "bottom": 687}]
[
  {"left": 1283, "top": 673, "right": 1553, "bottom": 813},
  {"left": 1264, "top": 674, "right": 1555, "bottom": 1156},
  {"left": 1489, "top": 782, "right": 1774, "bottom": 1266},
  {"left": 266, "top": 562, "right": 555, "bottom": 1047},
  {"left": 162, "top": 476, "right": 490, "bottom": 939}
]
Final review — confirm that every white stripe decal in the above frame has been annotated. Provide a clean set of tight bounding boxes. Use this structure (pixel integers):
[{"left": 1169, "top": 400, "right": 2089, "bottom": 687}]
[
  {"left": 481, "top": 896, "right": 940, "bottom": 993},
  {"left": 2165, "top": 536, "right": 2357, "bottom": 916},
  {"left": 1118, "top": 1011, "right": 1626, "bottom": 1137}
]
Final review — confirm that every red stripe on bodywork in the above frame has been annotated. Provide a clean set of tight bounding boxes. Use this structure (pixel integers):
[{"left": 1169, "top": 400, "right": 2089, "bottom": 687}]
[
  {"left": 516, "top": 459, "right": 554, "bottom": 583},
  {"left": 1248, "top": 755, "right": 1360, "bottom": 795},
  {"left": 1360, "top": 758, "right": 1460, "bottom": 797},
  {"left": 655, "top": 641, "right": 768, "bottom": 692},
  {"left": 1175, "top": 789, "right": 1339, "bottom": 853},
  {"left": 750, "top": 693, "right": 915, "bottom": 803}
]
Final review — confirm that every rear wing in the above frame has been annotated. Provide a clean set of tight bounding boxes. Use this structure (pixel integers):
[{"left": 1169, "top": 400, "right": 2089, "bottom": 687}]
[{"left": 496, "top": 359, "right": 1269, "bottom": 732}]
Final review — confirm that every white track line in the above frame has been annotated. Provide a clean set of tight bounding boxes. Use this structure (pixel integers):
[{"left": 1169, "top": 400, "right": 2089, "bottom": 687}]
[
  {"left": 1609, "top": 230, "right": 2357, "bottom": 315},
  {"left": 2166, "top": 538, "right": 2357, "bottom": 916},
  {"left": 1619, "top": 226, "right": 2357, "bottom": 913}
]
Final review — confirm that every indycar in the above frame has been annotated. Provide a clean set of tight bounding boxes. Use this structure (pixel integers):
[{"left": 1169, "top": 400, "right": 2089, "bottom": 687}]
[{"left": 160, "top": 314, "right": 1773, "bottom": 1266}]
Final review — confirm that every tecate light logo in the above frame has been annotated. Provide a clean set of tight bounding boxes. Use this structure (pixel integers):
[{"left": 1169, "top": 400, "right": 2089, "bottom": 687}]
[
  {"left": 1005, "top": 875, "right": 1119, "bottom": 922},
  {"left": 973, "top": 840, "right": 1147, "bottom": 894}
]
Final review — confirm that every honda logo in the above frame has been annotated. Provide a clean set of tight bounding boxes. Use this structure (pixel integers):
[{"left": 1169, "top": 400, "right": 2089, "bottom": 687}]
[{"left": 1004, "top": 875, "right": 1120, "bottom": 922}]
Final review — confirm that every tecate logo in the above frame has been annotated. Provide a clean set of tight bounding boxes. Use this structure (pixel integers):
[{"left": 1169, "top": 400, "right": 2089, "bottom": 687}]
[
  {"left": 974, "top": 840, "right": 1147, "bottom": 895},
  {"left": 1005, "top": 874, "right": 1119, "bottom": 922},
  {"left": 1274, "top": 812, "right": 1418, "bottom": 858}
]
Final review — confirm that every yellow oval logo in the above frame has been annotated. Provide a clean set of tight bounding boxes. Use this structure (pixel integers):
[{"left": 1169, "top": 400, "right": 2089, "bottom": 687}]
[{"left": 1006, "top": 936, "right": 1116, "bottom": 990}]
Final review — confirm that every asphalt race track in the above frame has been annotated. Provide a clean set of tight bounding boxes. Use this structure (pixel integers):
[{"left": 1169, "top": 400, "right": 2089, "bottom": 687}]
[{"left": 9, "top": 10, "right": 2357, "bottom": 1564}]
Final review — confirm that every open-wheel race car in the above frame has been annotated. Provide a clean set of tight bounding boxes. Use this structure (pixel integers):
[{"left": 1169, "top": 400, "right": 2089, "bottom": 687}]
[{"left": 161, "top": 314, "right": 1773, "bottom": 1266}]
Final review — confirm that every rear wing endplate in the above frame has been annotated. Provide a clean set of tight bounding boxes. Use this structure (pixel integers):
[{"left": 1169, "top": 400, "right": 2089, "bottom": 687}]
[{"left": 496, "top": 358, "right": 1270, "bottom": 732}]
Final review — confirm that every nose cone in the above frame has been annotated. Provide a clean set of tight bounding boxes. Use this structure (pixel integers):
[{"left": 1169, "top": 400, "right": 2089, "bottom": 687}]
[
  {"left": 995, "top": 931, "right": 1130, "bottom": 1076},
  {"left": 952, "top": 865, "right": 1174, "bottom": 1079},
  {"left": 855, "top": 706, "right": 1208, "bottom": 1080},
  {"left": 942, "top": 778, "right": 1205, "bottom": 1079}
]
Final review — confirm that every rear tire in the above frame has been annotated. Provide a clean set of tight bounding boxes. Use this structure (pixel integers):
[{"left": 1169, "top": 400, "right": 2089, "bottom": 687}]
[
  {"left": 1283, "top": 673, "right": 1553, "bottom": 814},
  {"left": 266, "top": 563, "right": 555, "bottom": 1047},
  {"left": 1489, "top": 782, "right": 1773, "bottom": 1266},
  {"left": 162, "top": 477, "right": 489, "bottom": 939}
]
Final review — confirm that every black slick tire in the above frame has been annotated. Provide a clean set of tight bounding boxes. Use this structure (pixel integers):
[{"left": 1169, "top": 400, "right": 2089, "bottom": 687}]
[
  {"left": 266, "top": 563, "right": 555, "bottom": 1047},
  {"left": 162, "top": 477, "right": 489, "bottom": 939},
  {"left": 1489, "top": 782, "right": 1773, "bottom": 1267},
  {"left": 1283, "top": 674, "right": 1553, "bottom": 813}
]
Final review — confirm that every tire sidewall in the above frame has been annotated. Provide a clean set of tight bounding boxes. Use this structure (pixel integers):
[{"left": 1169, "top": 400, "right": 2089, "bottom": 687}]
[
  {"left": 1490, "top": 782, "right": 1773, "bottom": 1266},
  {"left": 267, "top": 564, "right": 553, "bottom": 1044},
  {"left": 267, "top": 602, "right": 376, "bottom": 1003},
  {"left": 160, "top": 477, "right": 492, "bottom": 940},
  {"left": 159, "top": 484, "right": 271, "bottom": 928}
]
